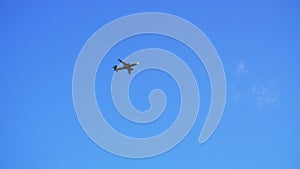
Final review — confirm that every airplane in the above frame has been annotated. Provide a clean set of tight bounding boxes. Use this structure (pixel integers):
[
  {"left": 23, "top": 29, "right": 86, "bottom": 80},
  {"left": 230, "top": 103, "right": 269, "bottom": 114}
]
[{"left": 113, "top": 59, "right": 139, "bottom": 74}]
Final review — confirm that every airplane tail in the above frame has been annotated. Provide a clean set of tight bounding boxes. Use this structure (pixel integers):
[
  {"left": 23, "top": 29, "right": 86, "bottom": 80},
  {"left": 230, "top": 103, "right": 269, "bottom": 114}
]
[{"left": 113, "top": 65, "right": 118, "bottom": 71}]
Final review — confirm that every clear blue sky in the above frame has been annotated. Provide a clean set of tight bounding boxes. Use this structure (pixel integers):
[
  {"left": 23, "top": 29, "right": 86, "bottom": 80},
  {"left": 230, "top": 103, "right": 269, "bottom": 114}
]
[{"left": 1, "top": 0, "right": 299, "bottom": 168}]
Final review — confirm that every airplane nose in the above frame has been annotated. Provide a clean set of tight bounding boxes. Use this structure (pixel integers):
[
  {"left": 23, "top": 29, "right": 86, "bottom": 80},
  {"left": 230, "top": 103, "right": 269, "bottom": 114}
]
[{"left": 136, "top": 62, "right": 139, "bottom": 65}]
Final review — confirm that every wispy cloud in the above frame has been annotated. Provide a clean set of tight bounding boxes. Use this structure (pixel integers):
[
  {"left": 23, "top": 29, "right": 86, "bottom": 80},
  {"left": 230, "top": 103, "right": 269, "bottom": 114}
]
[
  {"left": 230, "top": 61, "right": 279, "bottom": 109},
  {"left": 230, "top": 61, "right": 248, "bottom": 101},
  {"left": 235, "top": 62, "right": 247, "bottom": 77},
  {"left": 251, "top": 79, "right": 279, "bottom": 108}
]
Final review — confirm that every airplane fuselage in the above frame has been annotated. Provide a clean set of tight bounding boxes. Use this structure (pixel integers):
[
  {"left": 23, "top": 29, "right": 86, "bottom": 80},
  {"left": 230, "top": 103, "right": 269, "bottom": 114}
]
[{"left": 113, "top": 59, "right": 139, "bottom": 74}]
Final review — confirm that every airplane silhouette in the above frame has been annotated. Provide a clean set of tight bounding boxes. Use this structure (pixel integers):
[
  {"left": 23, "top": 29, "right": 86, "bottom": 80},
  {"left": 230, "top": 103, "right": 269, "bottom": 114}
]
[{"left": 113, "top": 59, "right": 139, "bottom": 74}]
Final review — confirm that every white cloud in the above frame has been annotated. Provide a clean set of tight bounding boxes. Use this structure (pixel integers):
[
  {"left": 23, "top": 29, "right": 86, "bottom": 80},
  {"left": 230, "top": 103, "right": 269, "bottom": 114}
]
[
  {"left": 230, "top": 62, "right": 248, "bottom": 101},
  {"left": 230, "top": 61, "right": 279, "bottom": 109},
  {"left": 251, "top": 79, "right": 279, "bottom": 108},
  {"left": 235, "top": 63, "right": 246, "bottom": 77}
]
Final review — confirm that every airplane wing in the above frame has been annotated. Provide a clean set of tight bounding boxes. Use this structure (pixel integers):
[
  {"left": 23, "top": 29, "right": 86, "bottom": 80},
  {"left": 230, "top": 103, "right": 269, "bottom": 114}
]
[
  {"left": 127, "top": 68, "right": 134, "bottom": 74},
  {"left": 118, "top": 59, "right": 129, "bottom": 66}
]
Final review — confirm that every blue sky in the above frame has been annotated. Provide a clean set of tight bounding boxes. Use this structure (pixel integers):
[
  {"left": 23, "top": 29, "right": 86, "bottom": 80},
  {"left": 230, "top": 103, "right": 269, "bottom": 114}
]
[{"left": 1, "top": 0, "right": 299, "bottom": 168}]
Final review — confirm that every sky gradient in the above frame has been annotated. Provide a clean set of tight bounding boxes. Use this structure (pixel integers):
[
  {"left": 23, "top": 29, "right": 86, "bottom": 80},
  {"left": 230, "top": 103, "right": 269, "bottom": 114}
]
[{"left": 1, "top": 0, "right": 299, "bottom": 168}]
